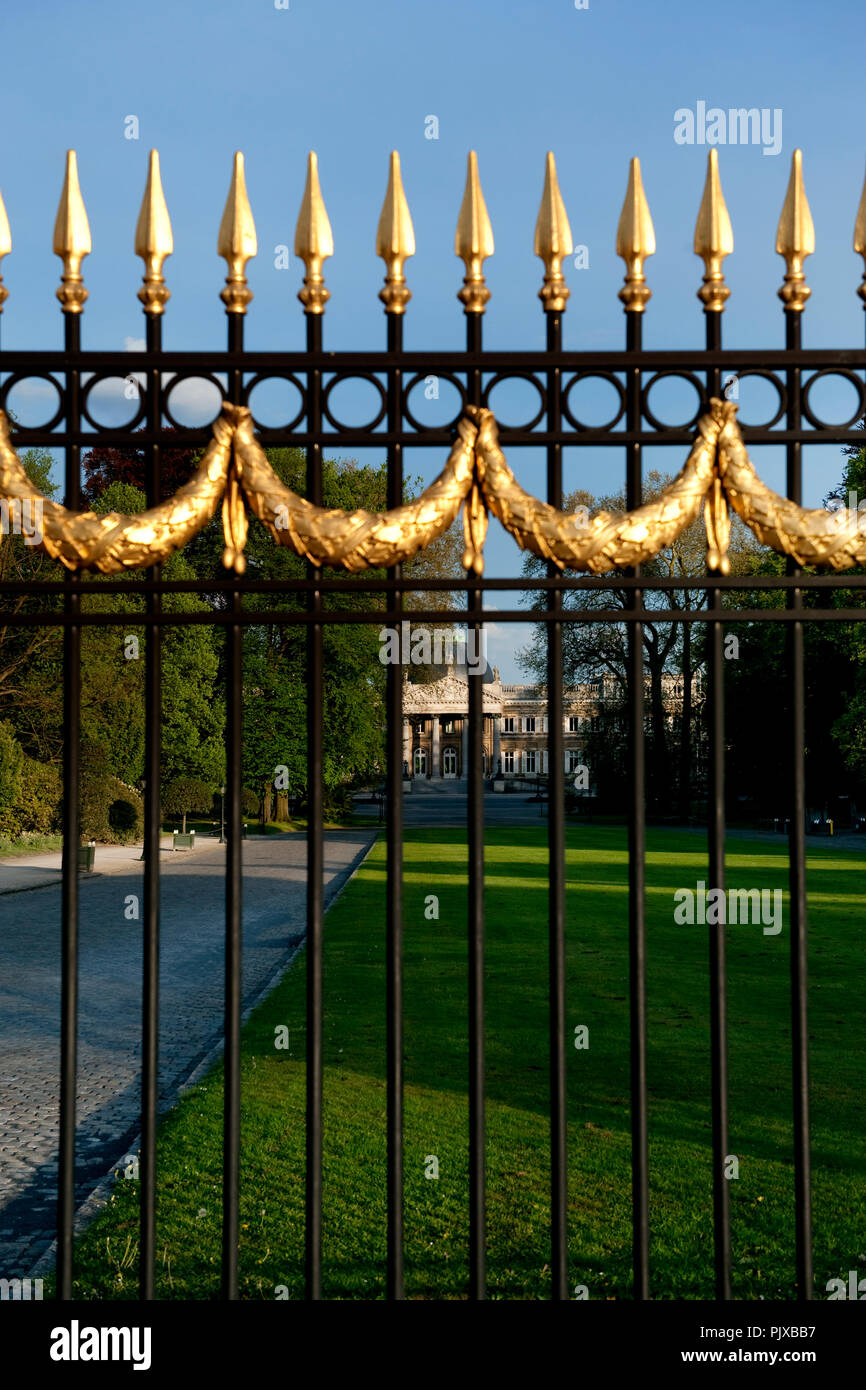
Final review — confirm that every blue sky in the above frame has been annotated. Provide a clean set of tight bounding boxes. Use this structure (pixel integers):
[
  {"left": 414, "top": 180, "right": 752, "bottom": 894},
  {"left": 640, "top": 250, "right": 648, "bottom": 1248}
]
[{"left": 1, "top": 0, "right": 864, "bottom": 679}]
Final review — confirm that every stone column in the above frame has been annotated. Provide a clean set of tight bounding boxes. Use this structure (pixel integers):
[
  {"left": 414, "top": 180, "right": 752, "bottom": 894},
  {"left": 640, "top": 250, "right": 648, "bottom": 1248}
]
[
  {"left": 431, "top": 714, "right": 441, "bottom": 778},
  {"left": 402, "top": 718, "right": 412, "bottom": 772},
  {"left": 493, "top": 713, "right": 501, "bottom": 774}
]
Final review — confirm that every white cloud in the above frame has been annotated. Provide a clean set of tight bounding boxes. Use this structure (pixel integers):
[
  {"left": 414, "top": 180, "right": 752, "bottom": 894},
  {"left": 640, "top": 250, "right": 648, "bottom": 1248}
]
[
  {"left": 85, "top": 342, "right": 225, "bottom": 426},
  {"left": 5, "top": 378, "right": 58, "bottom": 399},
  {"left": 5, "top": 341, "right": 223, "bottom": 432}
]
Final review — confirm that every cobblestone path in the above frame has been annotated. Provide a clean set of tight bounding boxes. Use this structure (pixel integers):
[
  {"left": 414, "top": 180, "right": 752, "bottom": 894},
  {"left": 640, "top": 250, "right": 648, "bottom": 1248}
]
[{"left": 0, "top": 831, "right": 375, "bottom": 1274}]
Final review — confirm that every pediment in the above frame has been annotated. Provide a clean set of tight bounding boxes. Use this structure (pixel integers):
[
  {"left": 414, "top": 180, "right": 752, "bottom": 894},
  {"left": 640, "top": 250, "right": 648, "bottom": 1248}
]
[{"left": 404, "top": 673, "right": 501, "bottom": 713}]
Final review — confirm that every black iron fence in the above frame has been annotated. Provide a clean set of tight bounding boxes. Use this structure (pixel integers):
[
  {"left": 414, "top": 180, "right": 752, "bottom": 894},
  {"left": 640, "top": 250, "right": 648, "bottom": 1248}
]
[{"left": 0, "top": 144, "right": 865, "bottom": 1302}]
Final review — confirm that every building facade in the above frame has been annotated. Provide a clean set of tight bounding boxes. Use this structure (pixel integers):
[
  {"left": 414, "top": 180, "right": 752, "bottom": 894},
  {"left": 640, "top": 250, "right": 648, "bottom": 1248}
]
[
  {"left": 402, "top": 662, "right": 701, "bottom": 784},
  {"left": 402, "top": 664, "right": 624, "bottom": 783}
]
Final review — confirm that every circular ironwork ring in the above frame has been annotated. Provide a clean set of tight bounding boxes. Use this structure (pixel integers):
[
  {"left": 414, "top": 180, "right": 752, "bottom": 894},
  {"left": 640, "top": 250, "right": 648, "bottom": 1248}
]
[
  {"left": 562, "top": 370, "right": 626, "bottom": 433},
  {"left": 242, "top": 372, "right": 308, "bottom": 434},
  {"left": 322, "top": 371, "right": 387, "bottom": 434},
  {"left": 80, "top": 371, "right": 147, "bottom": 433},
  {"left": 162, "top": 372, "right": 228, "bottom": 431},
  {"left": 721, "top": 369, "right": 786, "bottom": 431},
  {"left": 801, "top": 368, "right": 866, "bottom": 432},
  {"left": 0, "top": 372, "right": 66, "bottom": 433},
  {"left": 481, "top": 371, "right": 546, "bottom": 432},
  {"left": 402, "top": 372, "right": 468, "bottom": 432},
  {"left": 641, "top": 370, "right": 706, "bottom": 433}
]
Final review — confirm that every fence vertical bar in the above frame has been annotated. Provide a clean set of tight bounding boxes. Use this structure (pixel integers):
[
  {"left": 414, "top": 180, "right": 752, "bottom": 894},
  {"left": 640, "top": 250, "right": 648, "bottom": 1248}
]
[
  {"left": 704, "top": 310, "right": 731, "bottom": 1299},
  {"left": 545, "top": 307, "right": 567, "bottom": 1301},
  {"left": 305, "top": 308, "right": 325, "bottom": 1301},
  {"left": 221, "top": 310, "right": 244, "bottom": 1301},
  {"left": 625, "top": 306, "right": 649, "bottom": 1300},
  {"left": 785, "top": 306, "right": 812, "bottom": 1299},
  {"left": 385, "top": 302, "right": 405, "bottom": 1299},
  {"left": 140, "top": 308, "right": 162, "bottom": 1301},
  {"left": 57, "top": 307, "right": 81, "bottom": 1301},
  {"left": 466, "top": 309, "right": 486, "bottom": 1300}
]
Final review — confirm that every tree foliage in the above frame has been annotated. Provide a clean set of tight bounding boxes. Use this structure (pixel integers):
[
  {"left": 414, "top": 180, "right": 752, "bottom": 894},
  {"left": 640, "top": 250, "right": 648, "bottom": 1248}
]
[
  {"left": 0, "top": 432, "right": 464, "bottom": 839},
  {"left": 162, "top": 777, "right": 216, "bottom": 834}
]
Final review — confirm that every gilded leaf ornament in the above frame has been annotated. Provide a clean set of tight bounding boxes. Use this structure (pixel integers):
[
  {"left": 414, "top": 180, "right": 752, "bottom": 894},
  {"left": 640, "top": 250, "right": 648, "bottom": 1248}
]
[
  {"left": 469, "top": 403, "right": 720, "bottom": 573},
  {"left": 0, "top": 399, "right": 864, "bottom": 577},
  {"left": 231, "top": 406, "right": 477, "bottom": 571},
  {"left": 715, "top": 400, "right": 866, "bottom": 569},
  {"left": 0, "top": 406, "right": 235, "bottom": 573}
]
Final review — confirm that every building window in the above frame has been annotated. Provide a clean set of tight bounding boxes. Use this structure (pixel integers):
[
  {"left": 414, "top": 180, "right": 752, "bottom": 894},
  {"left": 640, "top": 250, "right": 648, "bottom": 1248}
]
[
  {"left": 503, "top": 750, "right": 514, "bottom": 773},
  {"left": 524, "top": 716, "right": 536, "bottom": 733},
  {"left": 502, "top": 716, "right": 515, "bottom": 733},
  {"left": 414, "top": 748, "right": 427, "bottom": 775},
  {"left": 568, "top": 715, "right": 580, "bottom": 732},
  {"left": 525, "top": 750, "right": 537, "bottom": 774},
  {"left": 566, "top": 749, "right": 581, "bottom": 773}
]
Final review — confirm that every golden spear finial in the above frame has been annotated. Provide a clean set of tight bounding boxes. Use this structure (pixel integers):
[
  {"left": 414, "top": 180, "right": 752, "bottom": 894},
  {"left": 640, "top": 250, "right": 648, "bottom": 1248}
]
[
  {"left": 455, "top": 151, "right": 494, "bottom": 314},
  {"left": 218, "top": 152, "right": 257, "bottom": 314},
  {"left": 376, "top": 151, "right": 415, "bottom": 314},
  {"left": 534, "top": 151, "right": 573, "bottom": 314},
  {"left": 135, "top": 150, "right": 173, "bottom": 316},
  {"left": 53, "top": 150, "right": 91, "bottom": 314},
  {"left": 854, "top": 163, "right": 866, "bottom": 309},
  {"left": 616, "top": 156, "right": 655, "bottom": 312},
  {"left": 0, "top": 182, "right": 10, "bottom": 314},
  {"left": 776, "top": 148, "right": 814, "bottom": 312},
  {"left": 294, "top": 151, "right": 333, "bottom": 315},
  {"left": 694, "top": 149, "right": 733, "bottom": 312}
]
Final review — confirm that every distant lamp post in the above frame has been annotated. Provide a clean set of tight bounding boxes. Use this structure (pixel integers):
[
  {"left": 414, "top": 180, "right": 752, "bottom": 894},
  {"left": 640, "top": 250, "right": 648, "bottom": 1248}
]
[{"left": 219, "top": 784, "right": 226, "bottom": 844}]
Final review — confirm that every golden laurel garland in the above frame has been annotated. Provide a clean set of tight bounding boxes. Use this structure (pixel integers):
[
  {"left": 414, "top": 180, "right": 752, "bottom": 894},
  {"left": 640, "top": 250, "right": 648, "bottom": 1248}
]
[
  {"left": 229, "top": 405, "right": 478, "bottom": 572},
  {"left": 715, "top": 402, "right": 866, "bottom": 570},
  {"left": 1, "top": 398, "right": 865, "bottom": 577},
  {"left": 469, "top": 402, "right": 722, "bottom": 574},
  {"left": 0, "top": 407, "right": 235, "bottom": 574}
]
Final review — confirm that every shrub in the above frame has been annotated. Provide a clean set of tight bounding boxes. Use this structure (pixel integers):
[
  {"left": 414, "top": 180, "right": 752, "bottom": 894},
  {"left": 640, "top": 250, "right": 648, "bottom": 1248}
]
[
  {"left": 108, "top": 797, "right": 139, "bottom": 836},
  {"left": 0, "top": 721, "right": 25, "bottom": 834},
  {"left": 78, "top": 742, "right": 115, "bottom": 842},
  {"left": 15, "top": 756, "right": 62, "bottom": 834}
]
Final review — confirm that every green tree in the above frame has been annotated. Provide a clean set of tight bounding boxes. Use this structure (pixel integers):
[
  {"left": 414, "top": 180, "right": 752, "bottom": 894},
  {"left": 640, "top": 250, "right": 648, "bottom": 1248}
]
[
  {"left": 162, "top": 777, "right": 215, "bottom": 834},
  {"left": 518, "top": 474, "right": 760, "bottom": 813},
  {"left": 0, "top": 447, "right": 66, "bottom": 740},
  {"left": 1, "top": 435, "right": 464, "bottom": 829},
  {"left": 722, "top": 433, "right": 866, "bottom": 820}
]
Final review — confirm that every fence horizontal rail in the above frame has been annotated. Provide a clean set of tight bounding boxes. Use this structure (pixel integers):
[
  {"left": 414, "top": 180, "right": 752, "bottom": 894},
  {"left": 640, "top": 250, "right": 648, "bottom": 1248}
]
[
  {"left": 3, "top": 574, "right": 866, "bottom": 598},
  {"left": 2, "top": 606, "right": 865, "bottom": 627},
  {"left": 2, "top": 348, "right": 865, "bottom": 369}
]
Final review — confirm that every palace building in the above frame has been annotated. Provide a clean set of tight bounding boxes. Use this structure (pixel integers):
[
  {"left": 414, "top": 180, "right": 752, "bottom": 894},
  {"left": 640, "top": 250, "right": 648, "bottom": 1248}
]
[
  {"left": 402, "top": 661, "right": 621, "bottom": 783},
  {"left": 402, "top": 659, "right": 701, "bottom": 785}
]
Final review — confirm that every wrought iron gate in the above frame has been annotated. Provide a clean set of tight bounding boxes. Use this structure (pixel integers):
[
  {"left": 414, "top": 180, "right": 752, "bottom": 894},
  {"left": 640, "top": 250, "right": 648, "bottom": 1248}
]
[{"left": 1, "top": 142, "right": 865, "bottom": 1302}]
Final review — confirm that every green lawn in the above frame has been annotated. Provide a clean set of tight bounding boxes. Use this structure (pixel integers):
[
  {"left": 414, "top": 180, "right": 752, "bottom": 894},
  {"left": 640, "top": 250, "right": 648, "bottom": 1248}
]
[{"left": 64, "top": 826, "right": 865, "bottom": 1300}]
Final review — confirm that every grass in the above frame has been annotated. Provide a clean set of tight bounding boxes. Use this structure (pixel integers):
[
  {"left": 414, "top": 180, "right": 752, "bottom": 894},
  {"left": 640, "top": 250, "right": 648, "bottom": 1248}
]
[
  {"left": 0, "top": 831, "right": 63, "bottom": 858},
  {"left": 61, "top": 825, "right": 865, "bottom": 1301}
]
